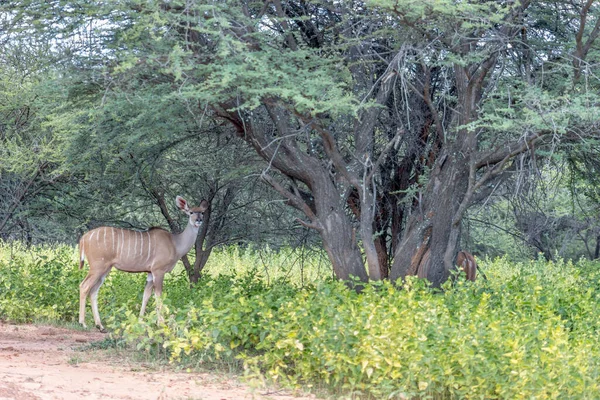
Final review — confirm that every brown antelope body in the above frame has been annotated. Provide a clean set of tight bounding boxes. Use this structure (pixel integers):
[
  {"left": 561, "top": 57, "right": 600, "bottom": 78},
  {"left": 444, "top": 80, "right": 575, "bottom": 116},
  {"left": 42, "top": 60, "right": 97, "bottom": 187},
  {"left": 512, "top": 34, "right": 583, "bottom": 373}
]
[
  {"left": 78, "top": 196, "right": 208, "bottom": 331},
  {"left": 456, "top": 250, "right": 477, "bottom": 281},
  {"left": 416, "top": 249, "right": 478, "bottom": 281}
]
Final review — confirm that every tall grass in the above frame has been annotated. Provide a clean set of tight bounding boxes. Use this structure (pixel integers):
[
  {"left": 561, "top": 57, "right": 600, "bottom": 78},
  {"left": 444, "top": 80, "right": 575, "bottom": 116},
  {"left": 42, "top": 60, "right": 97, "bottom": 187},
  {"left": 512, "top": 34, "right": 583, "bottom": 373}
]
[
  {"left": 199, "top": 245, "right": 333, "bottom": 284},
  {"left": 2, "top": 240, "right": 600, "bottom": 398}
]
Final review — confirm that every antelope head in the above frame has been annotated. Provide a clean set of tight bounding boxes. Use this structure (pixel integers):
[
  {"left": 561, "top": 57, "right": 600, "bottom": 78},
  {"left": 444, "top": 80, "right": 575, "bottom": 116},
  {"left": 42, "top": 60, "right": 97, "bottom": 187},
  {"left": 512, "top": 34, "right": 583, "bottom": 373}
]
[{"left": 176, "top": 195, "right": 209, "bottom": 229}]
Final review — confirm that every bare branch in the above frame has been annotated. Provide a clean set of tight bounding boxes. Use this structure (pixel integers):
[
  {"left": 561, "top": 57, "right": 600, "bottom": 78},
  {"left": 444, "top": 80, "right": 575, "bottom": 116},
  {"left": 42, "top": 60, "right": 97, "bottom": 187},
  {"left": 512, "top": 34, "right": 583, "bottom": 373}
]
[
  {"left": 261, "top": 172, "right": 321, "bottom": 230},
  {"left": 272, "top": 0, "right": 298, "bottom": 50},
  {"left": 366, "top": 129, "right": 403, "bottom": 183},
  {"left": 475, "top": 131, "right": 546, "bottom": 169},
  {"left": 573, "top": 0, "right": 600, "bottom": 82}
]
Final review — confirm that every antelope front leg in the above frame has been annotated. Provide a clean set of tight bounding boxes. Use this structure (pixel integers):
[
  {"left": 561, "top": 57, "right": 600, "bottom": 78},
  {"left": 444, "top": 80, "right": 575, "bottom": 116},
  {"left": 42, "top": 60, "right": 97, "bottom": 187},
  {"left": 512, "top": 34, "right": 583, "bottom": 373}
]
[
  {"left": 140, "top": 273, "right": 154, "bottom": 317},
  {"left": 90, "top": 289, "right": 106, "bottom": 333}
]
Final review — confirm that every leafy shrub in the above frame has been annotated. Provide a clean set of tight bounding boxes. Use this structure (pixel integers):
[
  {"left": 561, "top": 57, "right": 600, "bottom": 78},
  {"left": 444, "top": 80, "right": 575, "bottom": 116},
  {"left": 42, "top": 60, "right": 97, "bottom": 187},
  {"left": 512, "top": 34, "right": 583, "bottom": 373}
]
[
  {"left": 0, "top": 242, "right": 83, "bottom": 321},
  {"left": 2, "top": 241, "right": 600, "bottom": 398}
]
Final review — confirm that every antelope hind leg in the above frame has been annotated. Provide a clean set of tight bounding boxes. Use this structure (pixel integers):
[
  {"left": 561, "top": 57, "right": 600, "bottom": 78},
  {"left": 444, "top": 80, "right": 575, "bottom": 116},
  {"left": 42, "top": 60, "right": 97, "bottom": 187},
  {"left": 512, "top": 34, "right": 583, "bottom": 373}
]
[
  {"left": 79, "top": 283, "right": 89, "bottom": 328},
  {"left": 140, "top": 273, "right": 154, "bottom": 317},
  {"left": 89, "top": 271, "right": 109, "bottom": 333},
  {"left": 79, "top": 273, "right": 96, "bottom": 328}
]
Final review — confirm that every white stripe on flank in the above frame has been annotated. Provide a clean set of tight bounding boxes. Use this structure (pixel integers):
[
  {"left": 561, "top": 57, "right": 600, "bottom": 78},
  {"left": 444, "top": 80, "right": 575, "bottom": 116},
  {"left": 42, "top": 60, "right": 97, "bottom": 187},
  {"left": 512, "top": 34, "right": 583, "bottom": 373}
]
[
  {"left": 89, "top": 230, "right": 96, "bottom": 243},
  {"left": 140, "top": 231, "right": 144, "bottom": 257},
  {"left": 120, "top": 230, "right": 125, "bottom": 259},
  {"left": 115, "top": 229, "right": 119, "bottom": 257},
  {"left": 145, "top": 231, "right": 151, "bottom": 264},
  {"left": 103, "top": 227, "right": 107, "bottom": 250},
  {"left": 134, "top": 231, "right": 138, "bottom": 259},
  {"left": 127, "top": 235, "right": 131, "bottom": 258},
  {"left": 112, "top": 228, "right": 115, "bottom": 253}
]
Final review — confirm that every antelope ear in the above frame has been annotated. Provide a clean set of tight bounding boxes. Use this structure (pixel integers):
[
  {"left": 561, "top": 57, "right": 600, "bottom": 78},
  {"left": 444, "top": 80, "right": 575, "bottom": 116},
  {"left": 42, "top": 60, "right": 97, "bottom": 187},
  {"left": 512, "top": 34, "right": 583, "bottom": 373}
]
[
  {"left": 198, "top": 199, "right": 209, "bottom": 212},
  {"left": 175, "top": 196, "right": 190, "bottom": 213}
]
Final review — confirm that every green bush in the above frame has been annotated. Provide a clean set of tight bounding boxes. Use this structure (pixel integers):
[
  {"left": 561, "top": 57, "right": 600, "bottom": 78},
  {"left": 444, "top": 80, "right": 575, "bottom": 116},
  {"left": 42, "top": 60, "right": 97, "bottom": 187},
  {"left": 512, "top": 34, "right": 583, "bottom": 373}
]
[
  {"left": 2, "top": 241, "right": 600, "bottom": 398},
  {"left": 108, "top": 257, "right": 600, "bottom": 399},
  {"left": 0, "top": 242, "right": 83, "bottom": 321}
]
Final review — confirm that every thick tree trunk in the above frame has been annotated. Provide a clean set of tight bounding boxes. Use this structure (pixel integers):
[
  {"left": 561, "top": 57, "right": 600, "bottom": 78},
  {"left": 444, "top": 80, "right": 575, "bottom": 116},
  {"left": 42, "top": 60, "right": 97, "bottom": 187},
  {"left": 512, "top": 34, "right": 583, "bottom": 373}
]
[
  {"left": 311, "top": 176, "right": 369, "bottom": 282},
  {"left": 218, "top": 105, "right": 370, "bottom": 284},
  {"left": 319, "top": 210, "right": 368, "bottom": 281},
  {"left": 188, "top": 246, "right": 212, "bottom": 284},
  {"left": 390, "top": 61, "right": 485, "bottom": 286},
  {"left": 390, "top": 147, "right": 471, "bottom": 286}
]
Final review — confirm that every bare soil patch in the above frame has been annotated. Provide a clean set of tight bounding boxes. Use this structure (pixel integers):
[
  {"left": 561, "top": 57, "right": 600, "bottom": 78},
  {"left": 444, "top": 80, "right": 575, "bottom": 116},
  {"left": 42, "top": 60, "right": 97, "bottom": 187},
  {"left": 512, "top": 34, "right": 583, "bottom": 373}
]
[{"left": 0, "top": 321, "right": 317, "bottom": 400}]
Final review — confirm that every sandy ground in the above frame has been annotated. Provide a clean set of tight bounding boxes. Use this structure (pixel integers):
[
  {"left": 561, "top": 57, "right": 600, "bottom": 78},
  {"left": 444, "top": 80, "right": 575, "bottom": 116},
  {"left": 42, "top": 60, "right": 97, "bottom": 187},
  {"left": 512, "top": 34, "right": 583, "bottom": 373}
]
[{"left": 0, "top": 322, "right": 318, "bottom": 400}]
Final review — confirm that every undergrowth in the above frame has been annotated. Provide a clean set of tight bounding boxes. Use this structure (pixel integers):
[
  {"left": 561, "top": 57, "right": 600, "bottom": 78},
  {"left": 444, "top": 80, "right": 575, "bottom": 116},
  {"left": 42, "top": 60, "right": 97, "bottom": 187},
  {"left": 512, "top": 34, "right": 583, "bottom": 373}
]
[{"left": 2, "top": 240, "right": 600, "bottom": 398}]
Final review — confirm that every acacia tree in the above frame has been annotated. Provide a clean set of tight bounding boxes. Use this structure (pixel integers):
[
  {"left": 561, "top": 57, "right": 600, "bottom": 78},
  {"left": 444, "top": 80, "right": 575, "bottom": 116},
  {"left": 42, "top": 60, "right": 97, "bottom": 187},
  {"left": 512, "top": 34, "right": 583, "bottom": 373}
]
[
  {"left": 0, "top": 36, "right": 69, "bottom": 242},
  {"left": 139, "top": 0, "right": 599, "bottom": 285}
]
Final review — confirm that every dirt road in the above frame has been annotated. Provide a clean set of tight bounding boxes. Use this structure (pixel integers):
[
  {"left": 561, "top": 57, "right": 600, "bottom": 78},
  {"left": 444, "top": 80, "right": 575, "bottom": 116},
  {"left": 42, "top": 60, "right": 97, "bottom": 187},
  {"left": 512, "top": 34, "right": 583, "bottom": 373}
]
[{"left": 0, "top": 322, "right": 316, "bottom": 400}]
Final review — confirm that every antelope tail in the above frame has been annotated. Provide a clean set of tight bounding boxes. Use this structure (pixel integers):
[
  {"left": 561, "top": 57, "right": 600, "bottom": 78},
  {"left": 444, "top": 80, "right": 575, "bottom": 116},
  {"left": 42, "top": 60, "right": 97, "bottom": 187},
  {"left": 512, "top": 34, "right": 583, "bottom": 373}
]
[{"left": 79, "top": 240, "right": 85, "bottom": 269}]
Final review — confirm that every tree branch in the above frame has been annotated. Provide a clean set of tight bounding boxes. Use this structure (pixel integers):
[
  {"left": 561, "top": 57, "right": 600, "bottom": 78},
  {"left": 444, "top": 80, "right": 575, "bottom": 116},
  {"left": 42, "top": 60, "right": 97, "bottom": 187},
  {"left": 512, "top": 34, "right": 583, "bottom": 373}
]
[
  {"left": 261, "top": 172, "right": 321, "bottom": 231},
  {"left": 475, "top": 130, "right": 546, "bottom": 169}
]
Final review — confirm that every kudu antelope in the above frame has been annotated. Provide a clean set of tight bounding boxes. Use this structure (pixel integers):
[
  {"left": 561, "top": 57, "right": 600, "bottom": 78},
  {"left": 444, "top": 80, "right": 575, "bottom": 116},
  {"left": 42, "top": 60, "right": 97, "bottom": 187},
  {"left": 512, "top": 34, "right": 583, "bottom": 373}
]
[
  {"left": 417, "top": 249, "right": 479, "bottom": 281},
  {"left": 455, "top": 250, "right": 477, "bottom": 282},
  {"left": 78, "top": 196, "right": 208, "bottom": 332}
]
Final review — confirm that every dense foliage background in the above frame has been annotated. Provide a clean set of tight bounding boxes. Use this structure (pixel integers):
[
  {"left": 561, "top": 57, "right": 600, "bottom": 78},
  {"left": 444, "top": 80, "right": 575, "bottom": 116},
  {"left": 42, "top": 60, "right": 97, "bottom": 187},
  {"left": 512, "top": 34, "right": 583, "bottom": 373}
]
[{"left": 1, "top": 0, "right": 600, "bottom": 283}]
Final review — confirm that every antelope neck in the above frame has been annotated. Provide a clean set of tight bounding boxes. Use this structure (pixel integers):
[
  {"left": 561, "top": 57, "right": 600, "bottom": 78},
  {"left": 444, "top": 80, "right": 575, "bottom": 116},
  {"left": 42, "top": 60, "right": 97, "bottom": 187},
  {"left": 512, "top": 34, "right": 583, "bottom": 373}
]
[{"left": 172, "top": 221, "right": 199, "bottom": 258}]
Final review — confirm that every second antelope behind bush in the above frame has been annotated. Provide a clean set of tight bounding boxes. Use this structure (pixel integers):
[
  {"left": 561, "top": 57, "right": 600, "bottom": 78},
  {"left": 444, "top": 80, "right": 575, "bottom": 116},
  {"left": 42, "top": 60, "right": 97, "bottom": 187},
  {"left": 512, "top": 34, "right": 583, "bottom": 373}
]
[{"left": 78, "top": 195, "right": 208, "bottom": 332}]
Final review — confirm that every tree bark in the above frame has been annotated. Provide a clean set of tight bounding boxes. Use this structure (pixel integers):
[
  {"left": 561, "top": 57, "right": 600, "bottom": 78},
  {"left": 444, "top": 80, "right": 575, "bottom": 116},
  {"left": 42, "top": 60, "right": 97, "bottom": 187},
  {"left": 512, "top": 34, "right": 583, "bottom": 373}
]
[
  {"left": 390, "top": 146, "right": 471, "bottom": 286},
  {"left": 391, "top": 61, "right": 481, "bottom": 286}
]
